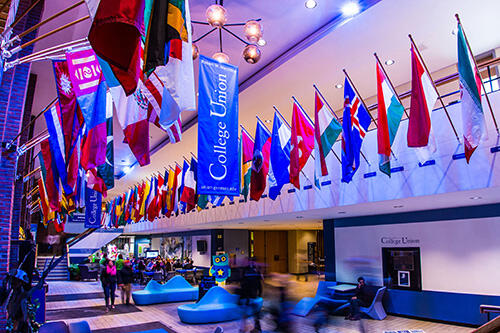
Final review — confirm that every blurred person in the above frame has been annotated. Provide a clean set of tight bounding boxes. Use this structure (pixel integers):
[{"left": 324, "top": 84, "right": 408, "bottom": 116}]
[
  {"left": 100, "top": 259, "right": 117, "bottom": 312},
  {"left": 238, "top": 259, "right": 263, "bottom": 332},
  {"left": 99, "top": 252, "right": 108, "bottom": 266},
  {"left": 116, "top": 254, "right": 124, "bottom": 271},
  {"left": 118, "top": 260, "right": 134, "bottom": 305},
  {"left": 267, "top": 274, "right": 294, "bottom": 332},
  {"left": 184, "top": 258, "right": 194, "bottom": 269},
  {"left": 138, "top": 259, "right": 146, "bottom": 284}
]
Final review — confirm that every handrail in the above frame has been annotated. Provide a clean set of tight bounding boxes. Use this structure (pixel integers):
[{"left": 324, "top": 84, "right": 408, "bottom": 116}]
[
  {"left": 34, "top": 243, "right": 38, "bottom": 268},
  {"left": 66, "top": 227, "right": 96, "bottom": 247}
]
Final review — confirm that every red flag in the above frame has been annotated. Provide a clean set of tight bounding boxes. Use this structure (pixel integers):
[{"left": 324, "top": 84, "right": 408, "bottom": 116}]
[
  {"left": 40, "top": 140, "right": 61, "bottom": 212},
  {"left": 290, "top": 102, "right": 315, "bottom": 189},
  {"left": 88, "top": 0, "right": 144, "bottom": 95},
  {"left": 87, "top": 168, "right": 108, "bottom": 197},
  {"left": 154, "top": 174, "right": 164, "bottom": 219},
  {"left": 408, "top": 45, "right": 438, "bottom": 148}
]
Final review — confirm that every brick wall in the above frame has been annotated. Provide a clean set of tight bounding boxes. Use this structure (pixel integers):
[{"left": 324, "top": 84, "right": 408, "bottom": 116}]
[{"left": 0, "top": 0, "right": 43, "bottom": 329}]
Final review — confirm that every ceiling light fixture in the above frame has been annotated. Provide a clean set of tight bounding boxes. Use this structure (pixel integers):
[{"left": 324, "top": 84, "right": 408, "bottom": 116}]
[
  {"left": 123, "top": 166, "right": 131, "bottom": 175},
  {"left": 393, "top": 205, "right": 404, "bottom": 208},
  {"left": 264, "top": 119, "right": 271, "bottom": 123},
  {"left": 335, "top": 83, "right": 343, "bottom": 89},
  {"left": 385, "top": 59, "right": 395, "bottom": 65},
  {"left": 305, "top": 0, "right": 318, "bottom": 9},
  {"left": 193, "top": 0, "right": 264, "bottom": 65},
  {"left": 469, "top": 196, "right": 482, "bottom": 200},
  {"left": 338, "top": 211, "right": 346, "bottom": 214},
  {"left": 296, "top": 216, "right": 304, "bottom": 219},
  {"left": 341, "top": 1, "right": 361, "bottom": 16},
  {"left": 257, "top": 38, "right": 266, "bottom": 46}
]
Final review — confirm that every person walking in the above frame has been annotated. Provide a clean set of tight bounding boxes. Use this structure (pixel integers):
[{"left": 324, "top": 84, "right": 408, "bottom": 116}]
[
  {"left": 100, "top": 259, "right": 117, "bottom": 312},
  {"left": 118, "top": 260, "right": 134, "bottom": 305},
  {"left": 238, "top": 259, "right": 263, "bottom": 332}
]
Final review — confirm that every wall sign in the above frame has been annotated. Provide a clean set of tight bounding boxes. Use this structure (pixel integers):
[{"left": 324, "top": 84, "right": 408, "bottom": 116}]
[
  {"left": 381, "top": 236, "right": 420, "bottom": 245},
  {"left": 197, "top": 55, "right": 239, "bottom": 196},
  {"left": 84, "top": 187, "right": 102, "bottom": 229}
]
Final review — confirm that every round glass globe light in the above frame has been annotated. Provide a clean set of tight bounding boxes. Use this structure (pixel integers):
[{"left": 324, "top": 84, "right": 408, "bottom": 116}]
[
  {"left": 244, "top": 20, "right": 263, "bottom": 43},
  {"left": 206, "top": 4, "right": 227, "bottom": 27},
  {"left": 243, "top": 44, "right": 261, "bottom": 64},
  {"left": 212, "top": 52, "right": 230, "bottom": 64}
]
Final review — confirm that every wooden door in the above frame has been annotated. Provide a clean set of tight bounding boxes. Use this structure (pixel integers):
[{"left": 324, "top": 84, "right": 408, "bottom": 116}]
[
  {"left": 252, "top": 231, "right": 266, "bottom": 269},
  {"left": 265, "top": 231, "right": 288, "bottom": 273}
]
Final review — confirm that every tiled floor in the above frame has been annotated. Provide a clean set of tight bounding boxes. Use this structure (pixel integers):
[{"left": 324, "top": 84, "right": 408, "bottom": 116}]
[{"left": 45, "top": 279, "right": 473, "bottom": 333}]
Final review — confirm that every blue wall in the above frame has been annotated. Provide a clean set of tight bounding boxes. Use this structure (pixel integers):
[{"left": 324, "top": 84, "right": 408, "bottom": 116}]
[{"left": 325, "top": 203, "right": 500, "bottom": 326}]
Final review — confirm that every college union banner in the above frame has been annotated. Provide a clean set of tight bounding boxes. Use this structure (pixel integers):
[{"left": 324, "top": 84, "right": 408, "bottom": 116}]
[
  {"left": 85, "top": 188, "right": 102, "bottom": 229},
  {"left": 197, "top": 55, "right": 239, "bottom": 196}
]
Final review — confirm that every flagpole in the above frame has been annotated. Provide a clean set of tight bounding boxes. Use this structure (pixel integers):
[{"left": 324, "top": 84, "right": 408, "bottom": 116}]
[
  {"left": 291, "top": 96, "right": 314, "bottom": 126},
  {"left": 8, "top": 0, "right": 85, "bottom": 45},
  {"left": 240, "top": 124, "right": 254, "bottom": 141},
  {"left": 312, "top": 84, "right": 369, "bottom": 165},
  {"left": 8, "top": 97, "right": 57, "bottom": 148},
  {"left": 14, "top": 16, "right": 90, "bottom": 54},
  {"left": 455, "top": 14, "right": 499, "bottom": 135},
  {"left": 408, "top": 34, "right": 460, "bottom": 142},
  {"left": 342, "top": 69, "right": 377, "bottom": 127},
  {"left": 312, "top": 84, "right": 341, "bottom": 122},
  {"left": 343, "top": 68, "right": 396, "bottom": 161},
  {"left": 272, "top": 105, "right": 291, "bottom": 128},
  {"left": 256, "top": 115, "right": 271, "bottom": 134},
  {"left": 374, "top": 52, "right": 410, "bottom": 119}
]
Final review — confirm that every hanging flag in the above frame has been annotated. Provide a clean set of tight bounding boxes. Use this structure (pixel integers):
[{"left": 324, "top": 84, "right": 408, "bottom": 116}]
[
  {"left": 408, "top": 45, "right": 438, "bottom": 162},
  {"left": 178, "top": 160, "right": 189, "bottom": 212},
  {"left": 40, "top": 140, "right": 61, "bottom": 212},
  {"left": 457, "top": 23, "right": 487, "bottom": 163},
  {"left": 44, "top": 104, "right": 72, "bottom": 196},
  {"left": 52, "top": 60, "right": 84, "bottom": 193},
  {"left": 172, "top": 164, "right": 182, "bottom": 214},
  {"left": 143, "top": 0, "right": 188, "bottom": 74},
  {"left": 87, "top": 168, "right": 108, "bottom": 197},
  {"left": 140, "top": 178, "right": 152, "bottom": 221},
  {"left": 180, "top": 157, "right": 197, "bottom": 212},
  {"left": 197, "top": 194, "right": 209, "bottom": 211},
  {"left": 314, "top": 92, "right": 342, "bottom": 188},
  {"left": 96, "top": 91, "right": 115, "bottom": 190},
  {"left": 290, "top": 101, "right": 315, "bottom": 189},
  {"left": 165, "top": 167, "right": 175, "bottom": 216},
  {"left": 198, "top": 55, "right": 239, "bottom": 196},
  {"left": 342, "top": 78, "right": 371, "bottom": 183},
  {"left": 240, "top": 127, "right": 254, "bottom": 202},
  {"left": 100, "top": 54, "right": 151, "bottom": 166},
  {"left": 268, "top": 112, "right": 291, "bottom": 200},
  {"left": 142, "top": 0, "right": 195, "bottom": 128},
  {"left": 38, "top": 178, "right": 55, "bottom": 226},
  {"left": 66, "top": 48, "right": 108, "bottom": 171},
  {"left": 208, "top": 195, "right": 224, "bottom": 207},
  {"left": 376, "top": 62, "right": 404, "bottom": 176},
  {"left": 161, "top": 169, "right": 169, "bottom": 215},
  {"left": 88, "top": 0, "right": 145, "bottom": 95},
  {"left": 147, "top": 177, "right": 158, "bottom": 221},
  {"left": 250, "top": 119, "right": 271, "bottom": 201}
]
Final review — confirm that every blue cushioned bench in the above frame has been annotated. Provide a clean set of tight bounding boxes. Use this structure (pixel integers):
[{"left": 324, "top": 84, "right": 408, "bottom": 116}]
[
  {"left": 291, "top": 281, "right": 348, "bottom": 317},
  {"left": 177, "top": 286, "right": 263, "bottom": 324},
  {"left": 132, "top": 275, "right": 198, "bottom": 305}
]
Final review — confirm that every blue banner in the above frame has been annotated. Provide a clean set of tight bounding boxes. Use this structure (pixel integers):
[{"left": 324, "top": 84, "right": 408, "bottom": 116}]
[
  {"left": 84, "top": 187, "right": 102, "bottom": 229},
  {"left": 197, "top": 55, "right": 239, "bottom": 196}
]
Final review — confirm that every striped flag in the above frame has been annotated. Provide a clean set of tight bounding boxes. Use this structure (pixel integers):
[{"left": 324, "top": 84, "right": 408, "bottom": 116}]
[
  {"left": 268, "top": 112, "right": 291, "bottom": 200},
  {"left": 408, "top": 45, "right": 438, "bottom": 162},
  {"left": 314, "top": 92, "right": 341, "bottom": 188},
  {"left": 376, "top": 62, "right": 404, "bottom": 176},
  {"left": 250, "top": 119, "right": 272, "bottom": 201},
  {"left": 180, "top": 157, "right": 197, "bottom": 212},
  {"left": 457, "top": 23, "right": 487, "bottom": 163}
]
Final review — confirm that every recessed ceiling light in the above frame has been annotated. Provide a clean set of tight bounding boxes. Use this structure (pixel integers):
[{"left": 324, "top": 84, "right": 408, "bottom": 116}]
[
  {"left": 335, "top": 83, "right": 343, "bottom": 89},
  {"left": 305, "top": 0, "right": 317, "bottom": 9},
  {"left": 469, "top": 196, "right": 482, "bottom": 200},
  {"left": 341, "top": 1, "right": 360, "bottom": 16},
  {"left": 451, "top": 28, "right": 458, "bottom": 36},
  {"left": 296, "top": 216, "right": 304, "bottom": 219},
  {"left": 257, "top": 38, "right": 266, "bottom": 46},
  {"left": 338, "top": 211, "right": 346, "bottom": 214},
  {"left": 385, "top": 59, "right": 395, "bottom": 66},
  {"left": 393, "top": 205, "right": 404, "bottom": 208}
]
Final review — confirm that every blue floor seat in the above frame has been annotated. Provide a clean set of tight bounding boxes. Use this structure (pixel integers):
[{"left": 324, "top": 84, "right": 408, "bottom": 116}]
[
  {"left": 360, "top": 286, "right": 387, "bottom": 320},
  {"left": 291, "top": 281, "right": 348, "bottom": 317},
  {"left": 132, "top": 275, "right": 198, "bottom": 305},
  {"left": 177, "top": 286, "right": 263, "bottom": 324}
]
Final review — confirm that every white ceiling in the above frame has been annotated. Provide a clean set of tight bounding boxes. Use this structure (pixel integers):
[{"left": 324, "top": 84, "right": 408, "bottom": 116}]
[{"left": 26, "top": 0, "right": 500, "bottom": 226}]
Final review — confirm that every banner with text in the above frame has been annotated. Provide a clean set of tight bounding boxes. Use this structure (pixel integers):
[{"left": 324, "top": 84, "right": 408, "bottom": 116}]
[
  {"left": 197, "top": 55, "right": 239, "bottom": 196},
  {"left": 85, "top": 187, "right": 102, "bottom": 228}
]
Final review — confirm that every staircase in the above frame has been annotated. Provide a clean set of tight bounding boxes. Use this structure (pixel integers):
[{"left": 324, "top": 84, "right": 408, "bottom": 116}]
[{"left": 36, "top": 255, "right": 69, "bottom": 281}]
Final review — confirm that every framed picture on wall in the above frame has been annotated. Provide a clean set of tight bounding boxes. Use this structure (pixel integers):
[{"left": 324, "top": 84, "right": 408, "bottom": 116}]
[
  {"left": 398, "top": 270, "right": 410, "bottom": 287},
  {"left": 382, "top": 247, "right": 422, "bottom": 291}
]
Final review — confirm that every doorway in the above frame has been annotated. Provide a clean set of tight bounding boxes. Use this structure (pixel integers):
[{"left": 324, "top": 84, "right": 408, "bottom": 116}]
[{"left": 251, "top": 231, "right": 288, "bottom": 274}]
